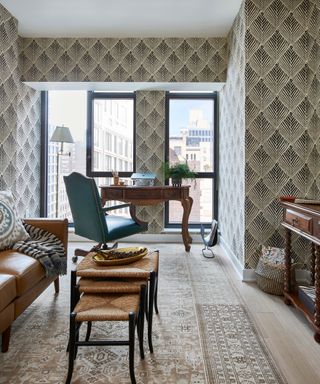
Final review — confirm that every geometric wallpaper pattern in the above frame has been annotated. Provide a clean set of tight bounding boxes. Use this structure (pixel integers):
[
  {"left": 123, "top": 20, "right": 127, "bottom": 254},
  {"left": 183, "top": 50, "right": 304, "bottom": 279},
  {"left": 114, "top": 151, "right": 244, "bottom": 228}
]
[
  {"left": 1, "top": 1, "right": 319, "bottom": 265},
  {"left": 135, "top": 91, "right": 166, "bottom": 233},
  {"left": 244, "top": 0, "right": 320, "bottom": 269},
  {"left": 20, "top": 37, "right": 228, "bottom": 83},
  {"left": 220, "top": 0, "right": 320, "bottom": 269},
  {"left": 219, "top": 1, "right": 246, "bottom": 266},
  {"left": 0, "top": 4, "right": 41, "bottom": 217}
]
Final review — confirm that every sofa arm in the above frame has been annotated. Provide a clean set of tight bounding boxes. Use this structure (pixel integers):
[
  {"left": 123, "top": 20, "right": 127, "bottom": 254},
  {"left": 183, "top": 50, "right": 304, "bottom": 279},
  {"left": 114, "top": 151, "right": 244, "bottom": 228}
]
[{"left": 24, "top": 218, "right": 68, "bottom": 252}]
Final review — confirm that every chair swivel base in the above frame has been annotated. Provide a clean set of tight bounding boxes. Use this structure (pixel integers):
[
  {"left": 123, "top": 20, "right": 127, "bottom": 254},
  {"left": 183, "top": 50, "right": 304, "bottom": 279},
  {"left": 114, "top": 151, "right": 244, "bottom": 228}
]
[{"left": 72, "top": 242, "right": 119, "bottom": 263}]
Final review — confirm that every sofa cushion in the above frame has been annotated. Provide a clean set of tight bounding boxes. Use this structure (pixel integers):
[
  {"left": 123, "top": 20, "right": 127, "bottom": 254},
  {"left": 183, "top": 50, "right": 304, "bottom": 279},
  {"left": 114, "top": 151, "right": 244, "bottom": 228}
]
[
  {"left": 0, "top": 251, "right": 45, "bottom": 296},
  {"left": 0, "top": 274, "right": 16, "bottom": 312},
  {"left": 0, "top": 191, "right": 29, "bottom": 250}
]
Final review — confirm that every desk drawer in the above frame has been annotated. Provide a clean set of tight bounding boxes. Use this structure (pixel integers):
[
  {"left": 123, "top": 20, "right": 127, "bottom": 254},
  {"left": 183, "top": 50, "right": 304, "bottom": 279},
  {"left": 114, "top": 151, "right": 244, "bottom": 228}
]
[{"left": 285, "top": 210, "right": 312, "bottom": 233}]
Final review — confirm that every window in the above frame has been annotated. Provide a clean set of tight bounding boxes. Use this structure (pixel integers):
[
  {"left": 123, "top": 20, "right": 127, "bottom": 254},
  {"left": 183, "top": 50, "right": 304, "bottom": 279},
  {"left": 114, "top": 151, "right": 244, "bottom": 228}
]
[
  {"left": 87, "top": 92, "right": 135, "bottom": 177},
  {"left": 44, "top": 91, "right": 87, "bottom": 220},
  {"left": 165, "top": 92, "right": 218, "bottom": 227},
  {"left": 42, "top": 91, "right": 133, "bottom": 221}
]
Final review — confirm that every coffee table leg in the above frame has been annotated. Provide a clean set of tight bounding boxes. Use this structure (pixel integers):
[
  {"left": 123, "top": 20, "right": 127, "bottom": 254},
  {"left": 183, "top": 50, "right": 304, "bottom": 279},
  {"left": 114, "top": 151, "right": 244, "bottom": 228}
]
[{"left": 148, "top": 271, "right": 156, "bottom": 353}]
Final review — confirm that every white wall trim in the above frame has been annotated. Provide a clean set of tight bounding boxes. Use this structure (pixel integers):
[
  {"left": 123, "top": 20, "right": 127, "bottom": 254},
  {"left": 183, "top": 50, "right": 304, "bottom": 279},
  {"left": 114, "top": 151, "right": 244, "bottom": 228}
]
[
  {"left": 219, "top": 235, "right": 312, "bottom": 284},
  {"left": 242, "top": 269, "right": 256, "bottom": 282},
  {"left": 68, "top": 228, "right": 202, "bottom": 244},
  {"left": 219, "top": 235, "right": 244, "bottom": 280},
  {"left": 240, "top": 268, "right": 310, "bottom": 284}
]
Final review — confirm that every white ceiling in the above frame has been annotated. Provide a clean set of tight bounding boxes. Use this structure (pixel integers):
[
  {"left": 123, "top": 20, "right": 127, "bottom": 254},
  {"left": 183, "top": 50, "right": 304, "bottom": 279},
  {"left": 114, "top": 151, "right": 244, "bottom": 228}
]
[{"left": 2, "top": 0, "right": 243, "bottom": 38}]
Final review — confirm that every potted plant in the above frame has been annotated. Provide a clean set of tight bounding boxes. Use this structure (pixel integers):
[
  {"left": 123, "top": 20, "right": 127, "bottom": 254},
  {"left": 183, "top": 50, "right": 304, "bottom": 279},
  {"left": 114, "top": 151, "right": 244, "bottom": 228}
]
[{"left": 162, "top": 161, "right": 197, "bottom": 187}]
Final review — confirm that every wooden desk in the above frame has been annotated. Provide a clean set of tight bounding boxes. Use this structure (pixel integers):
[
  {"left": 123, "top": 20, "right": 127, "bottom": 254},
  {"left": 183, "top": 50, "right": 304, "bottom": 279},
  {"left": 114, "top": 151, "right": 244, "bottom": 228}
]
[
  {"left": 100, "top": 185, "right": 193, "bottom": 251},
  {"left": 281, "top": 202, "right": 320, "bottom": 342}
]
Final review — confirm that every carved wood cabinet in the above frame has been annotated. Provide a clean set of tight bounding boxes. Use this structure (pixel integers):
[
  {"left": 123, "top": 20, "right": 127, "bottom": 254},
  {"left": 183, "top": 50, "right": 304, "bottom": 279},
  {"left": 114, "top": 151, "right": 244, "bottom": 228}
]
[{"left": 281, "top": 202, "right": 320, "bottom": 342}]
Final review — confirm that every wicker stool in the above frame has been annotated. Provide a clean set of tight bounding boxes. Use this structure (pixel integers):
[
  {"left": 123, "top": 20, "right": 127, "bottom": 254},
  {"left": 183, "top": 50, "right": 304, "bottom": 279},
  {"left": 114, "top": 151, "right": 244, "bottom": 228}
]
[
  {"left": 75, "top": 250, "right": 160, "bottom": 353},
  {"left": 78, "top": 278, "right": 148, "bottom": 352},
  {"left": 66, "top": 288, "right": 146, "bottom": 384}
]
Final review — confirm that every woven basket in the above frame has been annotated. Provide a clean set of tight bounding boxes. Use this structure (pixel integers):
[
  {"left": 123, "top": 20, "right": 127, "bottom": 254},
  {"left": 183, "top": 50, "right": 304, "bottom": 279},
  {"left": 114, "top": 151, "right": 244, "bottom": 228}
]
[
  {"left": 256, "top": 273, "right": 284, "bottom": 295},
  {"left": 255, "top": 246, "right": 294, "bottom": 296}
]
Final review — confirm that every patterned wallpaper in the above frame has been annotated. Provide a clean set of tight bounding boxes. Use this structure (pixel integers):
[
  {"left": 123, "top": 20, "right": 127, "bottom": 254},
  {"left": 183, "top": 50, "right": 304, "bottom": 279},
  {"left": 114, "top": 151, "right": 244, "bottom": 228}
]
[
  {"left": 20, "top": 38, "right": 227, "bottom": 83},
  {"left": 219, "top": 1, "right": 246, "bottom": 265},
  {"left": 220, "top": 0, "right": 320, "bottom": 270},
  {"left": 244, "top": 0, "right": 320, "bottom": 269},
  {"left": 135, "top": 91, "right": 166, "bottom": 233},
  {"left": 310, "top": 1, "right": 320, "bottom": 198},
  {"left": 0, "top": 4, "right": 41, "bottom": 216}
]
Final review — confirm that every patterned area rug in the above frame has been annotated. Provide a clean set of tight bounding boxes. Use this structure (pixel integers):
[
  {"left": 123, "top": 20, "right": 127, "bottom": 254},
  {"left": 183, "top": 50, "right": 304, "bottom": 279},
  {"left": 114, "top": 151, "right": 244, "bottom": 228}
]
[
  {"left": 197, "top": 304, "right": 285, "bottom": 384},
  {"left": 0, "top": 244, "right": 286, "bottom": 383}
]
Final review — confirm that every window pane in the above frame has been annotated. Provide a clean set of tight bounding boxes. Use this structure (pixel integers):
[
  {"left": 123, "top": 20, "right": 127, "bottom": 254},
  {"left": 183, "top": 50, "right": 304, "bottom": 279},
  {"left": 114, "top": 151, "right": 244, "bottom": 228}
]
[
  {"left": 47, "top": 91, "right": 87, "bottom": 220},
  {"left": 167, "top": 96, "right": 216, "bottom": 225},
  {"left": 169, "top": 99, "right": 214, "bottom": 172},
  {"left": 168, "top": 179, "right": 213, "bottom": 224},
  {"left": 92, "top": 99, "right": 134, "bottom": 173}
]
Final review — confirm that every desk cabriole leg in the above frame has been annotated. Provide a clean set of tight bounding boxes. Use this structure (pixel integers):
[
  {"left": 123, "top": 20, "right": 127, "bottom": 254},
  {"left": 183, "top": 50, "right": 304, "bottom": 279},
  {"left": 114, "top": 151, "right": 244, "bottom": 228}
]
[
  {"left": 284, "top": 228, "right": 292, "bottom": 304},
  {"left": 187, "top": 197, "right": 193, "bottom": 244},
  {"left": 181, "top": 198, "right": 191, "bottom": 252}
]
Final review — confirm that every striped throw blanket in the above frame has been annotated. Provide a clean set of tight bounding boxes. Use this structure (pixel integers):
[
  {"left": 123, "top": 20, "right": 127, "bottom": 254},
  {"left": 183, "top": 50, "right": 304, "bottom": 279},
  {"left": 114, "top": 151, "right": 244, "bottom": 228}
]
[{"left": 12, "top": 223, "right": 67, "bottom": 277}]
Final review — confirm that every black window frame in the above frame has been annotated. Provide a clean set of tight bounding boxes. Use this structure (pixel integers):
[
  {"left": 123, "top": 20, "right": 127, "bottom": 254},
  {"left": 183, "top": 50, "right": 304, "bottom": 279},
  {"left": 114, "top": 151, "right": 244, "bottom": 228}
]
[
  {"left": 40, "top": 91, "right": 49, "bottom": 217},
  {"left": 164, "top": 91, "right": 219, "bottom": 228},
  {"left": 86, "top": 91, "right": 136, "bottom": 178}
]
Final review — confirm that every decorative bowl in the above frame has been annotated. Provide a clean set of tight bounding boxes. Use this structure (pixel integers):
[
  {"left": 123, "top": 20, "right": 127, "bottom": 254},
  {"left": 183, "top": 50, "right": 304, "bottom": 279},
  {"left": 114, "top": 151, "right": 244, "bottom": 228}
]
[{"left": 92, "top": 247, "right": 148, "bottom": 266}]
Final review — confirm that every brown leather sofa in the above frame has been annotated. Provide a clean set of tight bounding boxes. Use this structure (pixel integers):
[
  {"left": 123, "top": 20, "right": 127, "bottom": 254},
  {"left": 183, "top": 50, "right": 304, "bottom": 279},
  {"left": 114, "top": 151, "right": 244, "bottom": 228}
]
[{"left": 0, "top": 218, "right": 68, "bottom": 352}]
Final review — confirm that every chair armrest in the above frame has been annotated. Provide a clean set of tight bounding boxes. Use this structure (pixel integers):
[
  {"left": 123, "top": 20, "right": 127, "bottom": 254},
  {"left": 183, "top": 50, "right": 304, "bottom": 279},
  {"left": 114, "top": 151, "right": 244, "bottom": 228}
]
[
  {"left": 102, "top": 203, "right": 131, "bottom": 213},
  {"left": 24, "top": 218, "right": 68, "bottom": 252},
  {"left": 129, "top": 205, "right": 148, "bottom": 228}
]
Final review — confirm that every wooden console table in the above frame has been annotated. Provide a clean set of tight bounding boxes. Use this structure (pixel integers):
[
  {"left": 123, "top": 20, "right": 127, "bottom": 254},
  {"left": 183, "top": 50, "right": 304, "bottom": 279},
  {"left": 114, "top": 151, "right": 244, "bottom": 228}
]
[
  {"left": 100, "top": 185, "right": 193, "bottom": 251},
  {"left": 281, "top": 201, "right": 320, "bottom": 342}
]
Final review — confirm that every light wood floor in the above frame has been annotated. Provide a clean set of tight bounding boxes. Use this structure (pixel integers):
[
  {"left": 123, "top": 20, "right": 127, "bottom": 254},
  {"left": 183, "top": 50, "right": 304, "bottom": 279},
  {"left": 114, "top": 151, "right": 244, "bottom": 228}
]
[
  {"left": 71, "top": 241, "right": 320, "bottom": 383},
  {"left": 214, "top": 244, "right": 320, "bottom": 384}
]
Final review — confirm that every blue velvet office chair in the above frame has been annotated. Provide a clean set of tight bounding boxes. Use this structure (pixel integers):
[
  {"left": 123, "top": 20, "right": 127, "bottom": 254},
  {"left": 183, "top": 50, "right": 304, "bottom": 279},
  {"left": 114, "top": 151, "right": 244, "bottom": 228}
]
[{"left": 64, "top": 172, "right": 148, "bottom": 260}]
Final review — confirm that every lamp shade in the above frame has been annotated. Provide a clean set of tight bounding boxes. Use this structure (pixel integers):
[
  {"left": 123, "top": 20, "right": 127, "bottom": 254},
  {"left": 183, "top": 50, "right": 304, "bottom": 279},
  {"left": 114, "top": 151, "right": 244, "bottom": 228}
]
[{"left": 50, "top": 126, "right": 74, "bottom": 143}]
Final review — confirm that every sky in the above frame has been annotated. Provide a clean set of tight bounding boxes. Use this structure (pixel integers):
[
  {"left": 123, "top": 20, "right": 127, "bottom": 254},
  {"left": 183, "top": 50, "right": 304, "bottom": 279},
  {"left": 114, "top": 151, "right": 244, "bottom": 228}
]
[
  {"left": 49, "top": 91, "right": 87, "bottom": 142},
  {"left": 169, "top": 99, "right": 214, "bottom": 136},
  {"left": 48, "top": 91, "right": 214, "bottom": 141}
]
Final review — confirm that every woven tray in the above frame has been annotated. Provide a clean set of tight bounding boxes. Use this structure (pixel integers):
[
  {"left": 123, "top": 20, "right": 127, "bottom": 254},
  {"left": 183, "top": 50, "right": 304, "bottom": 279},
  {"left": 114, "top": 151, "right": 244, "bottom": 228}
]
[{"left": 92, "top": 247, "right": 148, "bottom": 266}]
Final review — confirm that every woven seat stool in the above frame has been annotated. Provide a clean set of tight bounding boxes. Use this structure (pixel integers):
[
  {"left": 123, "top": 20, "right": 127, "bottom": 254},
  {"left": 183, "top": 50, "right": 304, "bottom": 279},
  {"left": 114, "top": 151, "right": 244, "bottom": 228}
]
[
  {"left": 66, "top": 289, "right": 146, "bottom": 384},
  {"left": 75, "top": 249, "right": 160, "bottom": 353},
  {"left": 78, "top": 278, "right": 148, "bottom": 348}
]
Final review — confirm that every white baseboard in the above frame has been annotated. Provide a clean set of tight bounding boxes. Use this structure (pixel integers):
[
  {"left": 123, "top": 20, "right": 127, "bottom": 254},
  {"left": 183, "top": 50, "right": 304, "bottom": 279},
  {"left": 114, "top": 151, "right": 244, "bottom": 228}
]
[
  {"left": 241, "top": 268, "right": 311, "bottom": 284},
  {"left": 219, "top": 236, "right": 244, "bottom": 280},
  {"left": 218, "top": 236, "right": 311, "bottom": 284},
  {"left": 69, "top": 229, "right": 202, "bottom": 244},
  {"left": 242, "top": 269, "right": 256, "bottom": 282}
]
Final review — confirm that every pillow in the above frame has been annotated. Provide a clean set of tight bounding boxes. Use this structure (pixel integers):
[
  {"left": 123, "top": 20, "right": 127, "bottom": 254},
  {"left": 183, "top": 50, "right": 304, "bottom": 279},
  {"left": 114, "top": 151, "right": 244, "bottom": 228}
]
[
  {"left": 260, "top": 245, "right": 285, "bottom": 266},
  {"left": 0, "top": 191, "right": 29, "bottom": 250}
]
